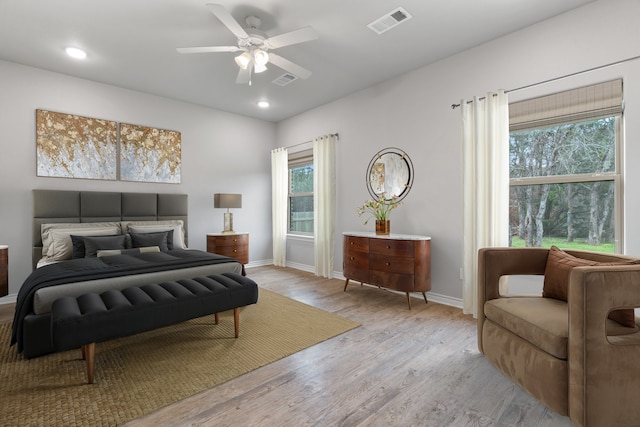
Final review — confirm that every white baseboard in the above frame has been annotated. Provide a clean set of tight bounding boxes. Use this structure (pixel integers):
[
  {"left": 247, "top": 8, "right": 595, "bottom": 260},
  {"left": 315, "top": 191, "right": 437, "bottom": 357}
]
[{"left": 0, "top": 293, "right": 17, "bottom": 305}]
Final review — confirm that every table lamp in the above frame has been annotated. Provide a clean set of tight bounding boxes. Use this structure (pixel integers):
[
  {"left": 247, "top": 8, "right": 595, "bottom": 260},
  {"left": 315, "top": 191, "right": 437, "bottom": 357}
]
[{"left": 214, "top": 193, "right": 242, "bottom": 234}]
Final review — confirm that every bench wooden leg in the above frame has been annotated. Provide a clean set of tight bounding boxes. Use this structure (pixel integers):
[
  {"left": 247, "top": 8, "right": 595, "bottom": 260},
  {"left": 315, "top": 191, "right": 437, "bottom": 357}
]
[
  {"left": 234, "top": 307, "right": 240, "bottom": 338},
  {"left": 82, "top": 343, "right": 96, "bottom": 384},
  {"left": 214, "top": 312, "right": 219, "bottom": 325}
]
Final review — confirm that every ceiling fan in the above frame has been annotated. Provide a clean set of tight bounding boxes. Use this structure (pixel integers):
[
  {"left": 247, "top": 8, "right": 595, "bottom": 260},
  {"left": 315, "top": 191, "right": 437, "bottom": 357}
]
[{"left": 177, "top": 3, "right": 318, "bottom": 84}]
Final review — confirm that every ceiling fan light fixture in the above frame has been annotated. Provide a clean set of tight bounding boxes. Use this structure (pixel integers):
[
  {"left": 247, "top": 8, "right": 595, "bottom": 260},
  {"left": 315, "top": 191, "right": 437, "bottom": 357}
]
[
  {"left": 253, "top": 62, "right": 268, "bottom": 73},
  {"left": 234, "top": 51, "right": 251, "bottom": 70},
  {"left": 253, "top": 49, "right": 269, "bottom": 66}
]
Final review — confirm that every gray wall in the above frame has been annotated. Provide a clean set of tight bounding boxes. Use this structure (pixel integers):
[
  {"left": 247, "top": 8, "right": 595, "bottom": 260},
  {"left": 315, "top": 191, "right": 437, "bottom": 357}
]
[
  {"left": 0, "top": 60, "right": 276, "bottom": 299},
  {"left": 276, "top": 0, "right": 640, "bottom": 306}
]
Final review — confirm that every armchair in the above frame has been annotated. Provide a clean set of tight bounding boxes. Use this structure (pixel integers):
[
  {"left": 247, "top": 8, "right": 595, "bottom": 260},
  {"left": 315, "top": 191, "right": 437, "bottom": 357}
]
[{"left": 478, "top": 247, "right": 640, "bottom": 427}]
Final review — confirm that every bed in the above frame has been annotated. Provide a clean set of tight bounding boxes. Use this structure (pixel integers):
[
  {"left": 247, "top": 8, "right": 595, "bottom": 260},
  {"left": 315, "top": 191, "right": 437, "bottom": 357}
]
[{"left": 11, "top": 189, "right": 244, "bottom": 359}]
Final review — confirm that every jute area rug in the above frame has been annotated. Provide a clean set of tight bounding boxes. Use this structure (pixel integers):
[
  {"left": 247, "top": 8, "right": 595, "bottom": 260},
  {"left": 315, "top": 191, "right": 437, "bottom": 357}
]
[{"left": 0, "top": 289, "right": 360, "bottom": 426}]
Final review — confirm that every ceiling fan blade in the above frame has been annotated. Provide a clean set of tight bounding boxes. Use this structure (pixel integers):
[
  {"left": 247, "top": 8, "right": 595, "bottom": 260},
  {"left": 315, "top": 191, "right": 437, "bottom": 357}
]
[
  {"left": 176, "top": 46, "right": 242, "bottom": 54},
  {"left": 236, "top": 66, "right": 251, "bottom": 84},
  {"left": 206, "top": 3, "right": 249, "bottom": 40},
  {"left": 265, "top": 27, "right": 318, "bottom": 49},
  {"left": 268, "top": 53, "right": 312, "bottom": 79}
]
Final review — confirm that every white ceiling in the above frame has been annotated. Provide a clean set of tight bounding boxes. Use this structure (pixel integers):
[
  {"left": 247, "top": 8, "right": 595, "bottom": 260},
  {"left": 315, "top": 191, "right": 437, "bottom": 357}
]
[{"left": 0, "top": 0, "right": 596, "bottom": 122}]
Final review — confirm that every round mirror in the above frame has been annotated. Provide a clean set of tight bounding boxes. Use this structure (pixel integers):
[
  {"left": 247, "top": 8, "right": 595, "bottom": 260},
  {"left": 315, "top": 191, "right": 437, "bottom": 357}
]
[{"left": 366, "top": 147, "right": 414, "bottom": 201}]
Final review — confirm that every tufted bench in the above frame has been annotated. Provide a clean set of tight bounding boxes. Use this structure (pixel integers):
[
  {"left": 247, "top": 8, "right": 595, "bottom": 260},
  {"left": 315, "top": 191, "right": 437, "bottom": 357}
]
[{"left": 51, "top": 272, "right": 259, "bottom": 383}]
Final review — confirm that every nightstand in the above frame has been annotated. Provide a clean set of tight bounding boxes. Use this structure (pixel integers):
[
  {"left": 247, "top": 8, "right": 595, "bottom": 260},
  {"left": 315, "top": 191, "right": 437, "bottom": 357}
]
[
  {"left": 206, "top": 233, "right": 249, "bottom": 264},
  {"left": 0, "top": 245, "right": 7, "bottom": 297}
]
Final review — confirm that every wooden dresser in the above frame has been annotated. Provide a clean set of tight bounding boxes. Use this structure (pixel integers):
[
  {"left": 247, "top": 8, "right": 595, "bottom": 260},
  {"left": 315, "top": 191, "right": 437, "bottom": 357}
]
[
  {"left": 206, "top": 233, "right": 249, "bottom": 264},
  {"left": 343, "top": 232, "right": 431, "bottom": 309},
  {"left": 0, "top": 245, "right": 7, "bottom": 297}
]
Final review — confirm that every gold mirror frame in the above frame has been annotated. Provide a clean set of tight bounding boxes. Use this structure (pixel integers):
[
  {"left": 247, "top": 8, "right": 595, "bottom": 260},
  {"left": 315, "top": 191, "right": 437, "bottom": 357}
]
[{"left": 366, "top": 147, "right": 414, "bottom": 201}]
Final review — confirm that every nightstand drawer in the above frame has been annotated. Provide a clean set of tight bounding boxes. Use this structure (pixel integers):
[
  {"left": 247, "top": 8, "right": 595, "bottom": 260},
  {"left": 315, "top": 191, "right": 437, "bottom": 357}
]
[
  {"left": 209, "top": 234, "right": 248, "bottom": 247},
  {"left": 206, "top": 233, "right": 249, "bottom": 264}
]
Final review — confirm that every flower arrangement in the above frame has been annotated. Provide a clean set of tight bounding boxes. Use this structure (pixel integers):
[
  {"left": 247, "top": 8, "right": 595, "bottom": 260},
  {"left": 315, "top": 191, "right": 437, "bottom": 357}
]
[{"left": 356, "top": 193, "right": 402, "bottom": 224}]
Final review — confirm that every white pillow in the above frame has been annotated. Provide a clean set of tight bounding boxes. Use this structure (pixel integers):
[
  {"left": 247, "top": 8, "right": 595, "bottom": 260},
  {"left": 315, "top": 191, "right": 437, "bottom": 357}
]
[
  {"left": 126, "top": 222, "right": 186, "bottom": 249},
  {"left": 41, "top": 222, "right": 121, "bottom": 261}
]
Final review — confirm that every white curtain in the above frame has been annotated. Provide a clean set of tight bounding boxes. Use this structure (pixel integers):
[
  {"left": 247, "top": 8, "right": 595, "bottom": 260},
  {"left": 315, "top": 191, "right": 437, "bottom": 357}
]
[
  {"left": 271, "top": 147, "right": 288, "bottom": 267},
  {"left": 461, "top": 90, "right": 510, "bottom": 317},
  {"left": 313, "top": 134, "right": 337, "bottom": 278}
]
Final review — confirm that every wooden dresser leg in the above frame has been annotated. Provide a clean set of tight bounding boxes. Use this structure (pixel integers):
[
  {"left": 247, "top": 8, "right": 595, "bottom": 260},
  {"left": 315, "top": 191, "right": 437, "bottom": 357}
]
[
  {"left": 233, "top": 308, "right": 240, "bottom": 338},
  {"left": 422, "top": 292, "right": 428, "bottom": 304},
  {"left": 343, "top": 278, "right": 350, "bottom": 292},
  {"left": 406, "top": 292, "right": 412, "bottom": 310},
  {"left": 83, "top": 343, "right": 96, "bottom": 384}
]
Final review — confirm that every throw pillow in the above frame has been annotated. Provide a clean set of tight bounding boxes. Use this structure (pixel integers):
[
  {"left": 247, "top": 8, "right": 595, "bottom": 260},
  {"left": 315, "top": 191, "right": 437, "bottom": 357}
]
[
  {"left": 76, "top": 234, "right": 128, "bottom": 258},
  {"left": 543, "top": 246, "right": 637, "bottom": 327},
  {"left": 130, "top": 231, "right": 170, "bottom": 251}
]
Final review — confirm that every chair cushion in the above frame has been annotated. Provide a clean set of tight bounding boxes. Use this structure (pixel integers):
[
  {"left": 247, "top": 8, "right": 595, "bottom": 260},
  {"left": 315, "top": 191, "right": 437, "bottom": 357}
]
[
  {"left": 485, "top": 296, "right": 639, "bottom": 360},
  {"left": 485, "top": 297, "right": 569, "bottom": 359},
  {"left": 543, "top": 246, "right": 637, "bottom": 327}
]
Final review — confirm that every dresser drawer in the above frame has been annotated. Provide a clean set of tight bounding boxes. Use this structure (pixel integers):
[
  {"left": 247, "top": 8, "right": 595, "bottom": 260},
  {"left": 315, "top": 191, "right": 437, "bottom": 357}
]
[
  {"left": 344, "top": 250, "right": 369, "bottom": 280},
  {"left": 370, "top": 270, "right": 414, "bottom": 291},
  {"left": 369, "top": 239, "right": 414, "bottom": 257},
  {"left": 344, "top": 236, "right": 369, "bottom": 253},
  {"left": 370, "top": 253, "right": 414, "bottom": 275}
]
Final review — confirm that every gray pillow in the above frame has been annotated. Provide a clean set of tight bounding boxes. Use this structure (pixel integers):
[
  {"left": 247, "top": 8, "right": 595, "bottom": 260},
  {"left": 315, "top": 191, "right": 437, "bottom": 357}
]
[
  {"left": 130, "top": 231, "right": 169, "bottom": 251},
  {"left": 76, "top": 234, "right": 128, "bottom": 257}
]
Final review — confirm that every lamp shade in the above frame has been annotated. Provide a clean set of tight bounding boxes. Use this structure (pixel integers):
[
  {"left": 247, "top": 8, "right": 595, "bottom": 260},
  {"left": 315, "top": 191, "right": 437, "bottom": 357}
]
[
  {"left": 214, "top": 193, "right": 242, "bottom": 209},
  {"left": 234, "top": 52, "right": 251, "bottom": 70}
]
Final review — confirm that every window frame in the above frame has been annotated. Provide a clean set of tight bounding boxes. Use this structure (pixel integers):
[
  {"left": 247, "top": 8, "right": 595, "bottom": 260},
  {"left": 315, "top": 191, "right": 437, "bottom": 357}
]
[
  {"left": 288, "top": 149, "right": 314, "bottom": 236},
  {"left": 508, "top": 83, "right": 624, "bottom": 252}
]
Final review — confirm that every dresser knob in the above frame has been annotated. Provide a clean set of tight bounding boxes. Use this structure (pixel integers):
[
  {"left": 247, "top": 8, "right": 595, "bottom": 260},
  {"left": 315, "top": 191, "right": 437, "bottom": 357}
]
[
  {"left": 350, "top": 256, "right": 355, "bottom": 260},
  {"left": 350, "top": 241, "right": 354, "bottom": 245},
  {"left": 386, "top": 262, "right": 391, "bottom": 266},
  {"left": 386, "top": 245, "right": 391, "bottom": 249},
  {"left": 233, "top": 249, "right": 237, "bottom": 253}
]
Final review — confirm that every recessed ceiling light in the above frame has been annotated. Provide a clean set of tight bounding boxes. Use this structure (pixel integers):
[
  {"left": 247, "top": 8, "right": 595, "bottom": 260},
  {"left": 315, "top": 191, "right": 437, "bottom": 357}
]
[
  {"left": 65, "top": 47, "right": 87, "bottom": 59},
  {"left": 257, "top": 101, "right": 270, "bottom": 108}
]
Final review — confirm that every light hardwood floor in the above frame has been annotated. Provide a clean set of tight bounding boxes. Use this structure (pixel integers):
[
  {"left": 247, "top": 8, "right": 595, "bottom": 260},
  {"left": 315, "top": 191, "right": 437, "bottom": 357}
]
[{"left": 1, "top": 266, "right": 573, "bottom": 427}]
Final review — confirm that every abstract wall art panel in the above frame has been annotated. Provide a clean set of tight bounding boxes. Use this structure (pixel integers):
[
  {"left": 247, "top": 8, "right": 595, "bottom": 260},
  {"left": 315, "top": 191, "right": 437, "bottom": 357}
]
[
  {"left": 36, "top": 109, "right": 117, "bottom": 180},
  {"left": 120, "top": 123, "right": 182, "bottom": 183}
]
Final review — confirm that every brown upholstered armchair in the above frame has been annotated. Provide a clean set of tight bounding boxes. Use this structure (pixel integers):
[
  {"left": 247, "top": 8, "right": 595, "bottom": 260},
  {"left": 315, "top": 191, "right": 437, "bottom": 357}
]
[{"left": 477, "top": 247, "right": 640, "bottom": 427}]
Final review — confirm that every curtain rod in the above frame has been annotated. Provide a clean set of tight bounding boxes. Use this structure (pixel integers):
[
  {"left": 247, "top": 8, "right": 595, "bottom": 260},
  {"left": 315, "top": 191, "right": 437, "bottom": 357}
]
[
  {"left": 285, "top": 132, "right": 340, "bottom": 149},
  {"left": 450, "top": 53, "right": 640, "bottom": 109}
]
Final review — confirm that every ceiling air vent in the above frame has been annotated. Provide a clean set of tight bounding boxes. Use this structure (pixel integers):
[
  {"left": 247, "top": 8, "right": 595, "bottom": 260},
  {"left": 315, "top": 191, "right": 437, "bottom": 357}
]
[
  {"left": 272, "top": 73, "right": 298, "bottom": 86},
  {"left": 367, "top": 7, "right": 412, "bottom": 35}
]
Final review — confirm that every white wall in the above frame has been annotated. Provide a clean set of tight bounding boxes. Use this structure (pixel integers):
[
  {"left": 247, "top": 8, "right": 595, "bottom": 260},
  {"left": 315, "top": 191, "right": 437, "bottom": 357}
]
[
  {"left": 0, "top": 60, "right": 276, "bottom": 298},
  {"left": 276, "top": 0, "right": 640, "bottom": 305}
]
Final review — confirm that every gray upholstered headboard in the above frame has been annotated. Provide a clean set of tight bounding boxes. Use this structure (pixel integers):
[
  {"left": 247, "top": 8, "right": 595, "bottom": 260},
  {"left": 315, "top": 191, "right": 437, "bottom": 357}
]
[{"left": 32, "top": 190, "right": 188, "bottom": 268}]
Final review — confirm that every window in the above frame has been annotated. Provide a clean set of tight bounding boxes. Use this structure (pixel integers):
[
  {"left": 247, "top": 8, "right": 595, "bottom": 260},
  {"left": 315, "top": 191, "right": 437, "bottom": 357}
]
[
  {"left": 288, "top": 149, "right": 313, "bottom": 234},
  {"left": 508, "top": 80, "right": 623, "bottom": 253}
]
